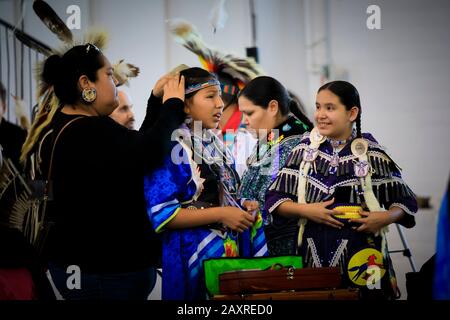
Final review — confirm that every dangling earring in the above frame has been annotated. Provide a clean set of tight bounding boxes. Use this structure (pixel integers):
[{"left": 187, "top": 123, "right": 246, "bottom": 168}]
[
  {"left": 184, "top": 115, "right": 193, "bottom": 125},
  {"left": 82, "top": 88, "right": 97, "bottom": 103}
]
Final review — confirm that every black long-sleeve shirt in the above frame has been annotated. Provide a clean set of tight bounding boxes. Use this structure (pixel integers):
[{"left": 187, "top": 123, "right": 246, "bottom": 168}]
[
  {"left": 0, "top": 118, "right": 27, "bottom": 169},
  {"left": 39, "top": 96, "right": 185, "bottom": 272}
]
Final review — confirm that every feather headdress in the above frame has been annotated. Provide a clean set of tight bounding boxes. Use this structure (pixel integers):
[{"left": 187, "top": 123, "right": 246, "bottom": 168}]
[
  {"left": 209, "top": 0, "right": 228, "bottom": 33},
  {"left": 169, "top": 19, "right": 264, "bottom": 90},
  {"left": 12, "top": 95, "right": 31, "bottom": 131},
  {"left": 31, "top": 0, "right": 139, "bottom": 88},
  {"left": 33, "top": 0, "right": 73, "bottom": 44},
  {"left": 0, "top": 159, "right": 32, "bottom": 231},
  {"left": 13, "top": 30, "right": 52, "bottom": 56},
  {"left": 112, "top": 59, "right": 140, "bottom": 87}
]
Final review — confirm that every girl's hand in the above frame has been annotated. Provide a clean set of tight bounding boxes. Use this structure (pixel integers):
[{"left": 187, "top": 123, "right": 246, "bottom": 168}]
[
  {"left": 304, "top": 198, "right": 344, "bottom": 229},
  {"left": 242, "top": 200, "right": 259, "bottom": 214},
  {"left": 220, "top": 207, "right": 255, "bottom": 233},
  {"left": 350, "top": 211, "right": 392, "bottom": 234},
  {"left": 162, "top": 75, "right": 185, "bottom": 103}
]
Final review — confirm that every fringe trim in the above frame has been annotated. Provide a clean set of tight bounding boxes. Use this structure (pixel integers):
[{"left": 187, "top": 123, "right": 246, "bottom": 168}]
[
  {"left": 329, "top": 239, "right": 349, "bottom": 267},
  {"left": 269, "top": 168, "right": 299, "bottom": 193},
  {"left": 306, "top": 238, "right": 322, "bottom": 267},
  {"left": 297, "top": 218, "right": 307, "bottom": 250},
  {"left": 286, "top": 147, "right": 304, "bottom": 167}
]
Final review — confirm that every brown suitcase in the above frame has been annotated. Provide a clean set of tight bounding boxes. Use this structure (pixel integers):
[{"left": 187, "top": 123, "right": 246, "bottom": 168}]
[
  {"left": 219, "top": 267, "right": 341, "bottom": 295},
  {"left": 214, "top": 288, "right": 360, "bottom": 300}
]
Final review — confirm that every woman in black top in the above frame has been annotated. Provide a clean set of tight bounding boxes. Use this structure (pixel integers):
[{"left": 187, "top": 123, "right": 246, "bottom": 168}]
[{"left": 20, "top": 43, "right": 185, "bottom": 299}]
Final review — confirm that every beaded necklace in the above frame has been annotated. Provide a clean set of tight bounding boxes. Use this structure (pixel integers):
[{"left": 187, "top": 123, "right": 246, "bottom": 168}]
[{"left": 327, "top": 131, "right": 356, "bottom": 173}]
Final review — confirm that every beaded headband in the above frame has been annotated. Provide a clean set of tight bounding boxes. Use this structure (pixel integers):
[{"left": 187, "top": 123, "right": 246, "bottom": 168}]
[{"left": 185, "top": 79, "right": 221, "bottom": 95}]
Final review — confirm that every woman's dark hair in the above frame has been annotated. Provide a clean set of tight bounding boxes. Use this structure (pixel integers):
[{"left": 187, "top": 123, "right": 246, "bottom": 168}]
[
  {"left": 42, "top": 44, "right": 104, "bottom": 105},
  {"left": 318, "top": 80, "right": 362, "bottom": 138},
  {"left": 0, "top": 81, "right": 6, "bottom": 108},
  {"left": 239, "top": 76, "right": 313, "bottom": 130},
  {"left": 180, "top": 67, "right": 218, "bottom": 100}
]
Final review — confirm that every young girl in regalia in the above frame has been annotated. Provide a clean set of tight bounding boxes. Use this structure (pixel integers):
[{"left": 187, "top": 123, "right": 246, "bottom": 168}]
[
  {"left": 143, "top": 67, "right": 266, "bottom": 300},
  {"left": 265, "top": 81, "right": 417, "bottom": 299}
]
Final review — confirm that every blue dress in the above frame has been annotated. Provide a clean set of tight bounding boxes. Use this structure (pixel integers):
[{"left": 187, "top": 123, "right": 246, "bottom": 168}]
[{"left": 144, "top": 125, "right": 266, "bottom": 300}]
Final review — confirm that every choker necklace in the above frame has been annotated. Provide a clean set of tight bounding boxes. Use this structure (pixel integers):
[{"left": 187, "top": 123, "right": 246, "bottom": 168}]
[{"left": 327, "top": 131, "right": 356, "bottom": 172}]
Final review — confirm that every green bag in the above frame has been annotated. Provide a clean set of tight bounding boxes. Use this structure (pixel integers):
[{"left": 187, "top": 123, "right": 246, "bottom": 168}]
[{"left": 203, "top": 256, "right": 303, "bottom": 296}]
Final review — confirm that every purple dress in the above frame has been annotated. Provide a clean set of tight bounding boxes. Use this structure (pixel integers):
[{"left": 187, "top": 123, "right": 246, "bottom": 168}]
[{"left": 265, "top": 131, "right": 417, "bottom": 299}]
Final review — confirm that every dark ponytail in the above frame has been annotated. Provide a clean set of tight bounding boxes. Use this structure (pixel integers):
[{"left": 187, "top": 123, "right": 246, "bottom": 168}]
[
  {"left": 355, "top": 109, "right": 362, "bottom": 138},
  {"left": 0, "top": 80, "right": 6, "bottom": 108},
  {"left": 42, "top": 54, "right": 63, "bottom": 86},
  {"left": 318, "top": 80, "right": 362, "bottom": 138}
]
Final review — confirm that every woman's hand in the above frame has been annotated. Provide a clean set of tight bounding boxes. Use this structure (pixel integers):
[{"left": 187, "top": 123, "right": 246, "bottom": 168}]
[
  {"left": 350, "top": 211, "right": 393, "bottom": 234},
  {"left": 153, "top": 73, "right": 176, "bottom": 98},
  {"left": 162, "top": 75, "right": 185, "bottom": 103},
  {"left": 219, "top": 207, "right": 255, "bottom": 233},
  {"left": 303, "top": 198, "right": 344, "bottom": 229}
]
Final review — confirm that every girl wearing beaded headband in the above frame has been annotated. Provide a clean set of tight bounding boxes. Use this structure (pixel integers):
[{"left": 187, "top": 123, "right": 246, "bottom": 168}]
[
  {"left": 169, "top": 20, "right": 265, "bottom": 177},
  {"left": 265, "top": 80, "right": 418, "bottom": 299},
  {"left": 143, "top": 67, "right": 267, "bottom": 300}
]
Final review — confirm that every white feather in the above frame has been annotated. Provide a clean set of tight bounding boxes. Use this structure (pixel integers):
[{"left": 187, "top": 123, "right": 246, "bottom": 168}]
[
  {"left": 112, "top": 59, "right": 140, "bottom": 87},
  {"left": 12, "top": 95, "right": 30, "bottom": 131},
  {"left": 209, "top": 0, "right": 228, "bottom": 33}
]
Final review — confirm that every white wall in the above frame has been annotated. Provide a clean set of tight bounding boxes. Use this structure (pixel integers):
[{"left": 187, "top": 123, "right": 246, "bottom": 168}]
[
  {"left": 89, "top": 0, "right": 166, "bottom": 125},
  {"left": 327, "top": 0, "right": 450, "bottom": 210},
  {"left": 255, "top": 0, "right": 310, "bottom": 111},
  {"left": 0, "top": 0, "right": 17, "bottom": 25}
]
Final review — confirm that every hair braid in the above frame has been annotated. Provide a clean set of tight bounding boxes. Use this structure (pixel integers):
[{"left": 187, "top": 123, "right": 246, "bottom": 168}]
[{"left": 356, "top": 108, "right": 362, "bottom": 138}]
